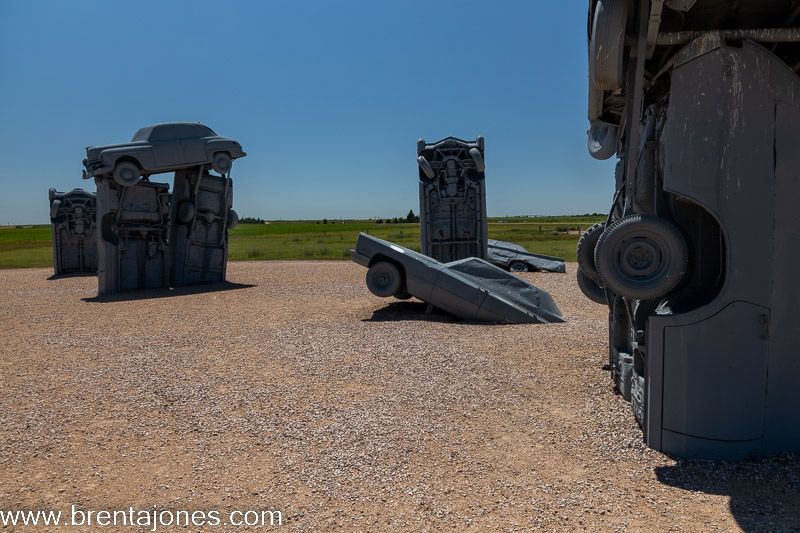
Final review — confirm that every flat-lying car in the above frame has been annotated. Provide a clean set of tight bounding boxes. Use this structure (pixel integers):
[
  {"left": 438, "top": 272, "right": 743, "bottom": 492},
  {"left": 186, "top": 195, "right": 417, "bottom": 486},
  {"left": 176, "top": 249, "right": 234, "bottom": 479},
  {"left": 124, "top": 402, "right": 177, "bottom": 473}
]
[
  {"left": 351, "top": 233, "right": 563, "bottom": 324},
  {"left": 487, "top": 239, "right": 566, "bottom": 273},
  {"left": 83, "top": 122, "right": 246, "bottom": 187}
]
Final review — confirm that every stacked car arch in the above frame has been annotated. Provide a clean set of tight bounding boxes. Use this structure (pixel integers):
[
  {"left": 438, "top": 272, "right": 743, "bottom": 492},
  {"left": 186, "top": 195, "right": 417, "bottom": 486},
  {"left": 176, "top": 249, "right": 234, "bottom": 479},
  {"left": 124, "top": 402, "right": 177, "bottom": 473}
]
[{"left": 78, "top": 122, "right": 245, "bottom": 294}]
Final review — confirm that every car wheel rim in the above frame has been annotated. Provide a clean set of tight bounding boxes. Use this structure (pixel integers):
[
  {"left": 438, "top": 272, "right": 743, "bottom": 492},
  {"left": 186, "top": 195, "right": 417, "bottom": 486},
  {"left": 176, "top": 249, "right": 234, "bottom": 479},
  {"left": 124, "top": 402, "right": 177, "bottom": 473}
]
[
  {"left": 619, "top": 238, "right": 661, "bottom": 278},
  {"left": 375, "top": 273, "right": 391, "bottom": 290}
]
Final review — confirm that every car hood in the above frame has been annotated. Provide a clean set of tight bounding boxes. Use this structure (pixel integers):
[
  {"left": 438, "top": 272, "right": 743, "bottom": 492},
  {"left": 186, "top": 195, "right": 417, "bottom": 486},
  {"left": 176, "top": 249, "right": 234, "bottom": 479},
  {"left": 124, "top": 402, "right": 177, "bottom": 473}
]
[
  {"left": 85, "top": 141, "right": 148, "bottom": 159},
  {"left": 206, "top": 136, "right": 239, "bottom": 145}
]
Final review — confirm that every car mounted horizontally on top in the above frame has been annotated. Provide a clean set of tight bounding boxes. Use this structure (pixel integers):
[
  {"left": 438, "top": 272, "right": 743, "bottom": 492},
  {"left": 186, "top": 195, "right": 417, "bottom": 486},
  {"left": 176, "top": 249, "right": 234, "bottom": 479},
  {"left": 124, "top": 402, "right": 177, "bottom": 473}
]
[
  {"left": 82, "top": 122, "right": 246, "bottom": 187},
  {"left": 582, "top": 0, "right": 800, "bottom": 458}
]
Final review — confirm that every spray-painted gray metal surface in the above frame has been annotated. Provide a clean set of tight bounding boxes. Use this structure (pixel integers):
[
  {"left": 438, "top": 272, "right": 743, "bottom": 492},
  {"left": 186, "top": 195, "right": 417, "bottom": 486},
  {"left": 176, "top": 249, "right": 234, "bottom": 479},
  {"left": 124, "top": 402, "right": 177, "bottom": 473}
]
[
  {"left": 582, "top": 0, "right": 800, "bottom": 458},
  {"left": 83, "top": 123, "right": 245, "bottom": 187},
  {"left": 85, "top": 123, "right": 245, "bottom": 295},
  {"left": 48, "top": 188, "right": 97, "bottom": 275},
  {"left": 487, "top": 239, "right": 566, "bottom": 273},
  {"left": 417, "top": 137, "right": 488, "bottom": 263},
  {"left": 95, "top": 179, "right": 171, "bottom": 294},
  {"left": 352, "top": 233, "right": 563, "bottom": 324},
  {"left": 170, "top": 168, "right": 237, "bottom": 287}
]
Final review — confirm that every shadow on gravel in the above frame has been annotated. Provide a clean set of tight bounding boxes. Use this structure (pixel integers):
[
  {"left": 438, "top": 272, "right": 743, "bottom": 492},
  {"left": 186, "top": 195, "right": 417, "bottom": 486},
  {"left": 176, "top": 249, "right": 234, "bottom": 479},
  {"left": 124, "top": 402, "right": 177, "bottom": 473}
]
[
  {"left": 655, "top": 454, "right": 800, "bottom": 531},
  {"left": 364, "top": 301, "right": 455, "bottom": 322},
  {"left": 81, "top": 282, "right": 257, "bottom": 303},
  {"left": 47, "top": 272, "right": 96, "bottom": 280}
]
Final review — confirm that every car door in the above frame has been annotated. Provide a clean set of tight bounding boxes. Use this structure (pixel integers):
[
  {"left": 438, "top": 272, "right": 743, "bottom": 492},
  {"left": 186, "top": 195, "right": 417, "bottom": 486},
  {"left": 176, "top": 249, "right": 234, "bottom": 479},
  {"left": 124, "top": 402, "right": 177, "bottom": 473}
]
[
  {"left": 179, "top": 125, "right": 210, "bottom": 164},
  {"left": 148, "top": 125, "right": 187, "bottom": 168}
]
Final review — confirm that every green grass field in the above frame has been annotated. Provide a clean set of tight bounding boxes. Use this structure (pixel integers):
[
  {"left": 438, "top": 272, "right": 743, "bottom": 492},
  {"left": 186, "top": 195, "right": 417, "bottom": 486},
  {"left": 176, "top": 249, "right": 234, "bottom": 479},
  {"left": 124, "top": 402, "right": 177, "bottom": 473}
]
[{"left": 0, "top": 216, "right": 605, "bottom": 269}]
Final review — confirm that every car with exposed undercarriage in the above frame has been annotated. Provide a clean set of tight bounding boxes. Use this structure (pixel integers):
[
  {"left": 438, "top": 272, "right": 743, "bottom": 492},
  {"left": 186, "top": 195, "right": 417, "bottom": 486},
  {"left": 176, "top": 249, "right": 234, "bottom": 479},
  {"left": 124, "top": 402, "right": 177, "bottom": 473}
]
[{"left": 581, "top": 0, "right": 800, "bottom": 459}]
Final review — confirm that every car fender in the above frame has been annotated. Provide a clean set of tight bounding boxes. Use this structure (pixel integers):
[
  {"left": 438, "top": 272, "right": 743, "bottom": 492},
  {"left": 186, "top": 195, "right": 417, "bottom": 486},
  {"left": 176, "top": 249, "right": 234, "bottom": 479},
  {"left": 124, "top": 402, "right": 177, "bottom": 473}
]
[
  {"left": 101, "top": 146, "right": 156, "bottom": 170},
  {"left": 206, "top": 138, "right": 246, "bottom": 159}
]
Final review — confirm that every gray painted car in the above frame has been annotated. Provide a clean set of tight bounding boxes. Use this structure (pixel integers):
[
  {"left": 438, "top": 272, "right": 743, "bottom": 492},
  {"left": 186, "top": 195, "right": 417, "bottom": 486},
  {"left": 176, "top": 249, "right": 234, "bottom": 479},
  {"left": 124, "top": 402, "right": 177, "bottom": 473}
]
[
  {"left": 583, "top": 0, "right": 800, "bottom": 459},
  {"left": 48, "top": 188, "right": 97, "bottom": 275},
  {"left": 487, "top": 239, "right": 566, "bottom": 273},
  {"left": 83, "top": 123, "right": 246, "bottom": 187},
  {"left": 352, "top": 233, "right": 563, "bottom": 324},
  {"left": 417, "top": 136, "right": 488, "bottom": 263}
]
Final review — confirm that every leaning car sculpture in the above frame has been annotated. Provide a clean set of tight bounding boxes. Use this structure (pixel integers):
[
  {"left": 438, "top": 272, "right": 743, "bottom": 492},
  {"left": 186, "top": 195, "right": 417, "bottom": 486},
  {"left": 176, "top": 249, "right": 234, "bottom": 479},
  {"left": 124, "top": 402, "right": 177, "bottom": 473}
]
[
  {"left": 581, "top": 0, "right": 800, "bottom": 458},
  {"left": 352, "top": 233, "right": 563, "bottom": 325},
  {"left": 487, "top": 239, "right": 565, "bottom": 273}
]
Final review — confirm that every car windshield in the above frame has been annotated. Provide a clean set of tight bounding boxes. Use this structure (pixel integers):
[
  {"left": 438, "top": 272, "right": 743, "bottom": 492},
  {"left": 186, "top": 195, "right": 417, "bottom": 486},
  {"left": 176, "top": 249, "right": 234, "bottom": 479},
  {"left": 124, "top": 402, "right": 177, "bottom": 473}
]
[
  {"left": 131, "top": 124, "right": 216, "bottom": 142},
  {"left": 131, "top": 127, "right": 152, "bottom": 142},
  {"left": 196, "top": 125, "right": 216, "bottom": 137}
]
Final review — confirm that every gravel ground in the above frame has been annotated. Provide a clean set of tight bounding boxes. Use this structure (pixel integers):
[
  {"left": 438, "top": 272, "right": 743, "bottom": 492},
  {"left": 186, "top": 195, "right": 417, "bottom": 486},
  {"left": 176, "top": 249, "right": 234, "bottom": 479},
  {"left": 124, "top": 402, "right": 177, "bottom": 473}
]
[{"left": 1, "top": 261, "right": 798, "bottom": 532}]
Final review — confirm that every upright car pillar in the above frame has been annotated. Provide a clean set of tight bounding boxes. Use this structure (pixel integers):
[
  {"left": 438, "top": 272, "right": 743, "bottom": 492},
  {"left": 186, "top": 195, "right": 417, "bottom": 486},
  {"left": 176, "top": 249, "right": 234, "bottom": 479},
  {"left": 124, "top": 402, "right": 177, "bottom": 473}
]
[
  {"left": 581, "top": 0, "right": 800, "bottom": 458},
  {"left": 417, "top": 136, "right": 488, "bottom": 262}
]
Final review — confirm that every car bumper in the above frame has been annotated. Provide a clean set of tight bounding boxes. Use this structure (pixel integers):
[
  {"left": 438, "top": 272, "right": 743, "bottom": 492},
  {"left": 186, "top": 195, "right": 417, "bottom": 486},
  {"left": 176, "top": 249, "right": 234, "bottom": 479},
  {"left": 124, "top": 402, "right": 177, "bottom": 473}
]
[
  {"left": 82, "top": 159, "right": 113, "bottom": 179},
  {"left": 350, "top": 249, "right": 370, "bottom": 267}
]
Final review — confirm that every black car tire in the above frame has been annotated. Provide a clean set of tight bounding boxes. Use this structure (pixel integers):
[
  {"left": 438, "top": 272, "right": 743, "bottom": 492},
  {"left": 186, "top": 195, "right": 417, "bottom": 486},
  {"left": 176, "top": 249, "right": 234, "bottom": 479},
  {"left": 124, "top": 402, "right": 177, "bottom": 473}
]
[
  {"left": 469, "top": 147, "right": 485, "bottom": 173},
  {"left": 417, "top": 156, "right": 435, "bottom": 180},
  {"left": 227, "top": 209, "right": 239, "bottom": 230},
  {"left": 112, "top": 161, "right": 141, "bottom": 187},
  {"left": 212, "top": 152, "right": 233, "bottom": 175},
  {"left": 588, "top": 121, "right": 618, "bottom": 160},
  {"left": 100, "top": 212, "right": 120, "bottom": 245},
  {"left": 594, "top": 215, "right": 689, "bottom": 301},
  {"left": 577, "top": 221, "right": 606, "bottom": 282},
  {"left": 577, "top": 267, "right": 607, "bottom": 305},
  {"left": 509, "top": 261, "right": 529, "bottom": 273},
  {"left": 49, "top": 200, "right": 61, "bottom": 220},
  {"left": 589, "top": 0, "right": 627, "bottom": 91},
  {"left": 366, "top": 261, "right": 403, "bottom": 298},
  {"left": 394, "top": 290, "right": 412, "bottom": 300},
  {"left": 177, "top": 201, "right": 196, "bottom": 224}
]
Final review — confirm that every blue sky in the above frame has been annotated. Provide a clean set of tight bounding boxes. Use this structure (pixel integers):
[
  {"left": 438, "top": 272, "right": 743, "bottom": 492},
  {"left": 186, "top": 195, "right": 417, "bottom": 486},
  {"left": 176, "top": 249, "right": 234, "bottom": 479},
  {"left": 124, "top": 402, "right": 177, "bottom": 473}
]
[{"left": 0, "top": 0, "right": 615, "bottom": 224}]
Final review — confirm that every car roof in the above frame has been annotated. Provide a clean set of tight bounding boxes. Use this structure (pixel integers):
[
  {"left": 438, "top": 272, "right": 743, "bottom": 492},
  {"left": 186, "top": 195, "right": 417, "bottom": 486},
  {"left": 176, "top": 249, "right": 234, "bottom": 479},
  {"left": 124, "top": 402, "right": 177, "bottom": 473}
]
[
  {"left": 131, "top": 122, "right": 216, "bottom": 142},
  {"left": 146, "top": 122, "right": 211, "bottom": 129}
]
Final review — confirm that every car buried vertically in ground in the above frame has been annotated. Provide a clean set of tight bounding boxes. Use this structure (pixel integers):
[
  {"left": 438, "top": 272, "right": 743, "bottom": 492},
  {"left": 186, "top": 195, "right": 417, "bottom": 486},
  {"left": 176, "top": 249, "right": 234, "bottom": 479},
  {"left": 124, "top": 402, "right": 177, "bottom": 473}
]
[
  {"left": 417, "top": 136, "right": 489, "bottom": 263},
  {"left": 582, "top": 0, "right": 800, "bottom": 458},
  {"left": 48, "top": 188, "right": 97, "bottom": 275},
  {"left": 83, "top": 122, "right": 246, "bottom": 187}
]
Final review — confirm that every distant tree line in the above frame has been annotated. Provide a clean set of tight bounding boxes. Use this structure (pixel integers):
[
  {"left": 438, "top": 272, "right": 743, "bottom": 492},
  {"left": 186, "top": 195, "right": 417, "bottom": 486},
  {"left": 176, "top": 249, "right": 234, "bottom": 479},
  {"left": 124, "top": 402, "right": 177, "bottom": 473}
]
[
  {"left": 375, "top": 210, "right": 419, "bottom": 224},
  {"left": 238, "top": 216, "right": 267, "bottom": 224}
]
